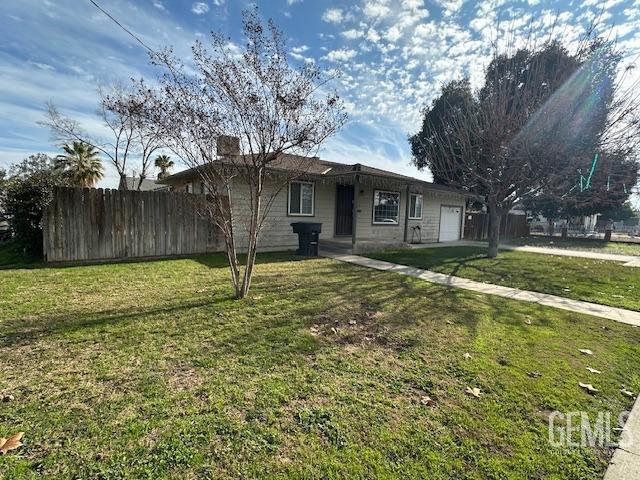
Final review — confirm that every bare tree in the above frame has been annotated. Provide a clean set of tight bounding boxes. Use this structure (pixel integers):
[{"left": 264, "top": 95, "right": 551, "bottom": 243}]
[
  {"left": 123, "top": 9, "right": 346, "bottom": 299},
  {"left": 412, "top": 33, "right": 640, "bottom": 257},
  {"left": 42, "top": 85, "right": 163, "bottom": 190}
]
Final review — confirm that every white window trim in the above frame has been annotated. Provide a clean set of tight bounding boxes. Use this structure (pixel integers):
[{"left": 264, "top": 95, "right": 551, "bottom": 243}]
[
  {"left": 409, "top": 193, "right": 423, "bottom": 220},
  {"left": 288, "top": 181, "right": 315, "bottom": 216},
  {"left": 372, "top": 189, "right": 401, "bottom": 225}
]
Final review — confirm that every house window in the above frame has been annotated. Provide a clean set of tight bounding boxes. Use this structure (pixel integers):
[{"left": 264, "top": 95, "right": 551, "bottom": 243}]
[
  {"left": 288, "top": 181, "right": 314, "bottom": 216},
  {"left": 185, "top": 184, "right": 190, "bottom": 193},
  {"left": 409, "top": 193, "right": 423, "bottom": 220},
  {"left": 373, "top": 190, "right": 400, "bottom": 224}
]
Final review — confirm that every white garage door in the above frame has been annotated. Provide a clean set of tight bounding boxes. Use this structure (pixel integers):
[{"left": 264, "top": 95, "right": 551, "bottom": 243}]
[{"left": 439, "top": 206, "right": 462, "bottom": 242}]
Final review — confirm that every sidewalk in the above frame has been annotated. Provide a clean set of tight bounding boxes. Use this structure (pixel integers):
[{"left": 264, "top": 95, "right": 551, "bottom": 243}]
[
  {"left": 324, "top": 253, "right": 640, "bottom": 326},
  {"left": 410, "top": 241, "right": 640, "bottom": 267},
  {"left": 605, "top": 395, "right": 640, "bottom": 480}
]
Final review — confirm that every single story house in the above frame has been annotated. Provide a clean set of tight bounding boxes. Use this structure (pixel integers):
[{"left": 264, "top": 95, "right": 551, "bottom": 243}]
[
  {"left": 160, "top": 137, "right": 470, "bottom": 254},
  {"left": 119, "top": 176, "right": 170, "bottom": 191}
]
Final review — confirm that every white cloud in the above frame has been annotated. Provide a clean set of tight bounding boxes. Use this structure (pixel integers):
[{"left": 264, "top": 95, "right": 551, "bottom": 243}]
[
  {"left": 341, "top": 29, "right": 364, "bottom": 40},
  {"left": 385, "top": 26, "right": 402, "bottom": 42},
  {"left": 363, "top": 0, "right": 391, "bottom": 18},
  {"left": 402, "top": 0, "right": 425, "bottom": 8},
  {"left": 191, "top": 2, "right": 209, "bottom": 15},
  {"left": 438, "top": 0, "right": 464, "bottom": 17},
  {"left": 366, "top": 28, "right": 381, "bottom": 43},
  {"left": 324, "top": 48, "right": 358, "bottom": 62},
  {"left": 322, "top": 8, "right": 344, "bottom": 23},
  {"left": 290, "top": 44, "right": 310, "bottom": 60}
]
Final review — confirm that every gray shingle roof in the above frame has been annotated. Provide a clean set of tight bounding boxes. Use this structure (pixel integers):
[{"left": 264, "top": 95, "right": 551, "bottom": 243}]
[
  {"left": 160, "top": 154, "right": 471, "bottom": 196},
  {"left": 119, "top": 177, "right": 169, "bottom": 191}
]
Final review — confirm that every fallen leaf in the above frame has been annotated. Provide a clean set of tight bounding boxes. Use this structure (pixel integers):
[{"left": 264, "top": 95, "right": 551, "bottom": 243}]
[
  {"left": 348, "top": 319, "right": 357, "bottom": 325},
  {"left": 463, "top": 353, "right": 472, "bottom": 360},
  {"left": 1, "top": 395, "right": 14, "bottom": 403},
  {"left": 0, "top": 432, "right": 24, "bottom": 454},
  {"left": 579, "top": 349, "right": 594, "bottom": 355},
  {"left": 465, "top": 387, "right": 482, "bottom": 398},
  {"left": 579, "top": 382, "right": 599, "bottom": 394},
  {"left": 527, "top": 371, "right": 542, "bottom": 378},
  {"left": 586, "top": 367, "right": 602, "bottom": 374},
  {"left": 524, "top": 319, "right": 532, "bottom": 325},
  {"left": 621, "top": 388, "right": 634, "bottom": 398},
  {"left": 330, "top": 327, "right": 338, "bottom": 335},
  {"left": 445, "top": 320, "right": 454, "bottom": 325},
  {"left": 420, "top": 395, "right": 437, "bottom": 406}
]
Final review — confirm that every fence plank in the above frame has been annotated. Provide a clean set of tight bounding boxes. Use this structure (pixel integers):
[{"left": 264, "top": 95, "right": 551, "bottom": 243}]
[
  {"left": 43, "top": 187, "right": 222, "bottom": 262},
  {"left": 464, "top": 212, "right": 530, "bottom": 241}
]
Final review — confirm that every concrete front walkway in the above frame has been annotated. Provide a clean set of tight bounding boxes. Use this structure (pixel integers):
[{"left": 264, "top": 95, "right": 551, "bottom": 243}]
[
  {"left": 415, "top": 240, "right": 640, "bottom": 267},
  {"left": 324, "top": 253, "right": 640, "bottom": 326}
]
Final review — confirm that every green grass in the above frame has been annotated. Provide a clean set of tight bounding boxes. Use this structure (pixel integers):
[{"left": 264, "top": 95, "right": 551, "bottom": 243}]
[
  {"left": 1, "top": 252, "right": 640, "bottom": 479},
  {"left": 367, "top": 246, "right": 640, "bottom": 312},
  {"left": 0, "top": 240, "right": 41, "bottom": 269},
  {"left": 504, "top": 236, "right": 640, "bottom": 256}
]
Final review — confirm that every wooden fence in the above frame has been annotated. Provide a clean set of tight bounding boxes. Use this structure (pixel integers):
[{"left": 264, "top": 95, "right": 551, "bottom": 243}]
[
  {"left": 43, "top": 187, "right": 223, "bottom": 263},
  {"left": 464, "top": 212, "right": 530, "bottom": 241}
]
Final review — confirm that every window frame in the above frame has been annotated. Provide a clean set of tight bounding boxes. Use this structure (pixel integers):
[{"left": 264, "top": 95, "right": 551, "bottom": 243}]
[
  {"left": 288, "top": 180, "right": 315, "bottom": 216},
  {"left": 409, "top": 193, "right": 423, "bottom": 220},
  {"left": 372, "top": 189, "right": 401, "bottom": 225}
]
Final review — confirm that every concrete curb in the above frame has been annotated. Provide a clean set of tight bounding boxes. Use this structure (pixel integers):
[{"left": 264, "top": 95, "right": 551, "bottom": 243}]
[{"left": 604, "top": 395, "right": 640, "bottom": 479}]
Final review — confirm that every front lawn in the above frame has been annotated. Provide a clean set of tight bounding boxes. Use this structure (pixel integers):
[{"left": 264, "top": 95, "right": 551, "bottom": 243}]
[
  {"left": 1, "top": 252, "right": 639, "bottom": 479},
  {"left": 367, "top": 246, "right": 640, "bottom": 311},
  {"left": 504, "top": 236, "right": 640, "bottom": 256}
]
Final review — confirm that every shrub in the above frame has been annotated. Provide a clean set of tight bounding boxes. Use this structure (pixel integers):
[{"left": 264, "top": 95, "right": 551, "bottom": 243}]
[{"left": 3, "top": 155, "right": 69, "bottom": 255}]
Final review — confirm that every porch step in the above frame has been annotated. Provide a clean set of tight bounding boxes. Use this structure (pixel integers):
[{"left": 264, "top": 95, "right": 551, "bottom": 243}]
[{"left": 319, "top": 240, "right": 354, "bottom": 254}]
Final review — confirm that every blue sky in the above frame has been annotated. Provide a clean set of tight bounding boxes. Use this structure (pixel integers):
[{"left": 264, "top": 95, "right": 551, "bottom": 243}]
[{"left": 1, "top": 0, "right": 639, "bottom": 197}]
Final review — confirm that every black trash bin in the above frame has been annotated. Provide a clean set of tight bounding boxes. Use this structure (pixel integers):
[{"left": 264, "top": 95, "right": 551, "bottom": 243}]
[{"left": 291, "top": 222, "right": 322, "bottom": 256}]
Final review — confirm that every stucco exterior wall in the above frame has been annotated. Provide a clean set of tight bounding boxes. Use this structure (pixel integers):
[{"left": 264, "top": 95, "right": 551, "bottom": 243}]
[
  {"left": 164, "top": 173, "right": 466, "bottom": 251},
  {"left": 406, "top": 189, "right": 466, "bottom": 243},
  {"left": 355, "top": 183, "right": 466, "bottom": 244},
  {"left": 354, "top": 183, "right": 407, "bottom": 243},
  {"left": 229, "top": 177, "right": 336, "bottom": 251}
]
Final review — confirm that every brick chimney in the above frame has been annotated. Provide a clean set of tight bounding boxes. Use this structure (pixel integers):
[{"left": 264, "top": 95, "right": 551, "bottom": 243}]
[{"left": 217, "top": 135, "right": 240, "bottom": 157}]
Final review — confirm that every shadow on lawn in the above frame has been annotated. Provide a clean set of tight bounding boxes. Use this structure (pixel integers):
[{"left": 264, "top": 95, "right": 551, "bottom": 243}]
[
  {"left": 0, "top": 296, "right": 231, "bottom": 348},
  {"left": 1, "top": 256, "right": 561, "bottom": 361},
  {"left": 0, "top": 249, "right": 302, "bottom": 271}
]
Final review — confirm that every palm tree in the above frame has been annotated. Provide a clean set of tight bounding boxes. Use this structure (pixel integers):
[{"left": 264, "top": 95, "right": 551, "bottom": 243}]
[
  {"left": 154, "top": 154, "right": 174, "bottom": 180},
  {"left": 55, "top": 141, "right": 104, "bottom": 187}
]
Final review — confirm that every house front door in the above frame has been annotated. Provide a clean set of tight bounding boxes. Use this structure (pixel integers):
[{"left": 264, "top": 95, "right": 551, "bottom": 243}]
[{"left": 335, "top": 184, "right": 354, "bottom": 236}]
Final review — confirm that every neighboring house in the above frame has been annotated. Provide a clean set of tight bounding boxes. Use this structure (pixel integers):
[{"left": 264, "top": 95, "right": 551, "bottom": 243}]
[
  {"left": 160, "top": 136, "right": 470, "bottom": 253},
  {"left": 119, "top": 177, "right": 169, "bottom": 191}
]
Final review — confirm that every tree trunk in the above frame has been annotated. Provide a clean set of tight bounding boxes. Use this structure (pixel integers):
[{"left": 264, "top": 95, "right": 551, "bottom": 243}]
[
  {"left": 548, "top": 219, "right": 554, "bottom": 237},
  {"left": 238, "top": 174, "right": 264, "bottom": 299},
  {"left": 487, "top": 206, "right": 501, "bottom": 258}
]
